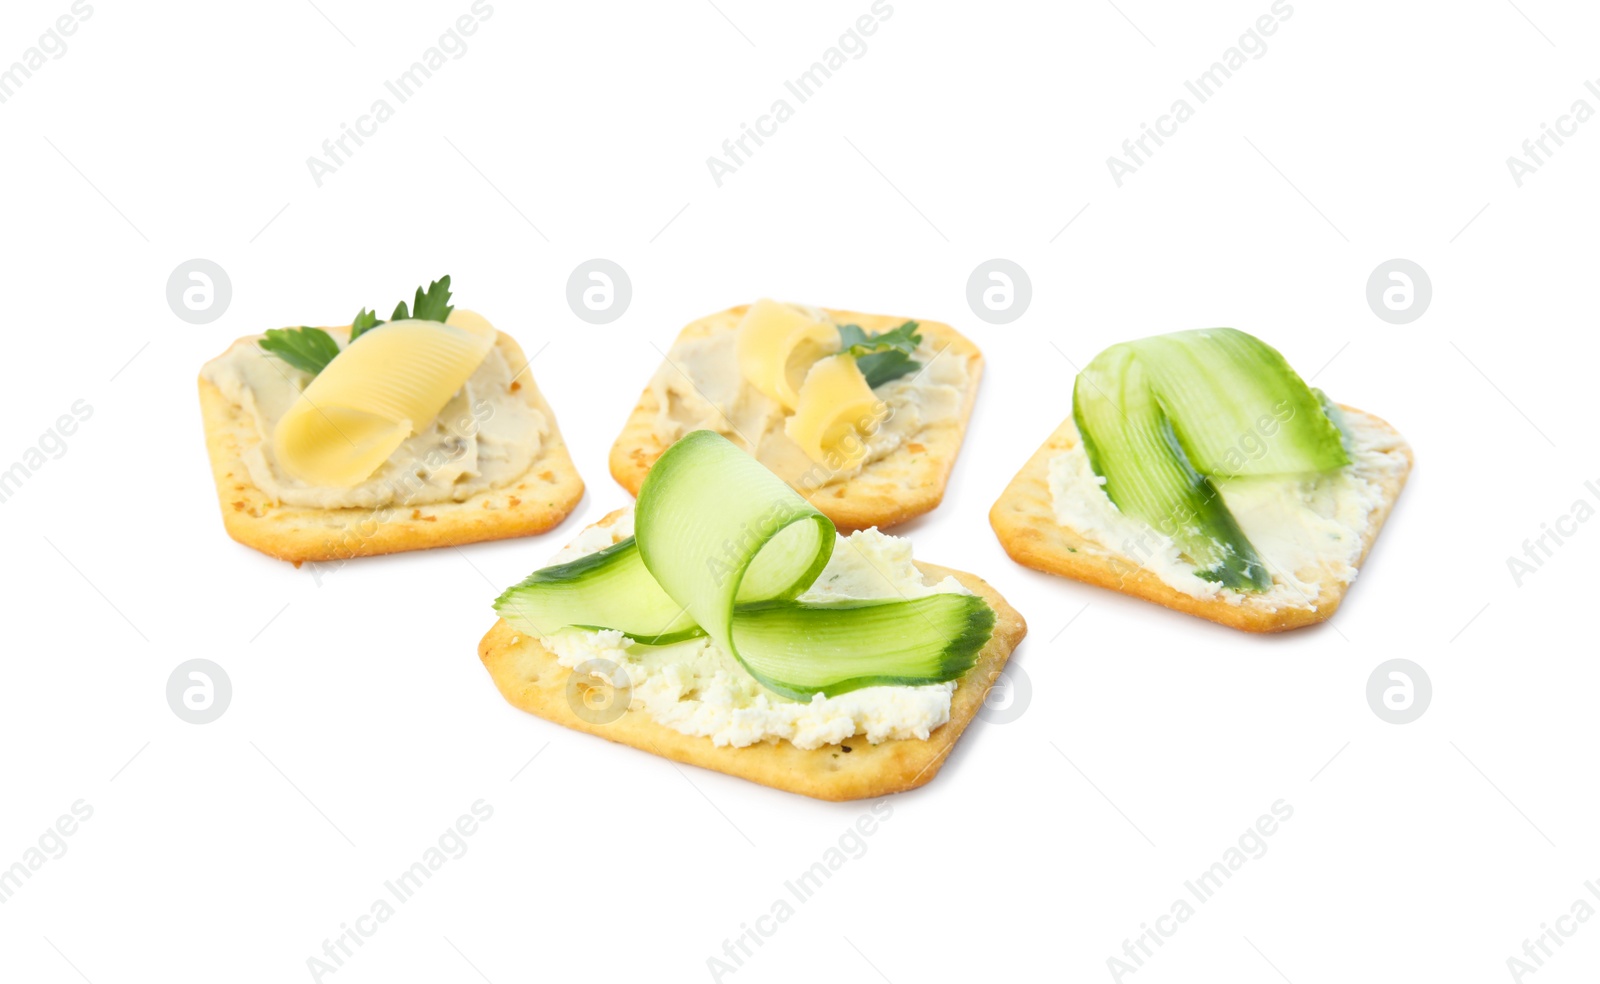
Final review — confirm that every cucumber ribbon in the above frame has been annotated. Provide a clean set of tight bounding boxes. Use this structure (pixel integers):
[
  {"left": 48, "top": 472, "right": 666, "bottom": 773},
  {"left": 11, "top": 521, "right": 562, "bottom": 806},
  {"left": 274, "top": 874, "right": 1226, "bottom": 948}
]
[
  {"left": 1073, "top": 328, "right": 1349, "bottom": 591},
  {"left": 495, "top": 430, "right": 993, "bottom": 700}
]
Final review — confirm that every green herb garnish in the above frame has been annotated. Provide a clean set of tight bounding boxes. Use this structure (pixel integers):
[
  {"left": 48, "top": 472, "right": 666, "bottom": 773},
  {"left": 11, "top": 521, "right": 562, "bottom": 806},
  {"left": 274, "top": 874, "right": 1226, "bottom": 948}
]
[
  {"left": 258, "top": 326, "right": 341, "bottom": 376},
  {"left": 257, "top": 276, "right": 455, "bottom": 377},
  {"left": 390, "top": 275, "right": 454, "bottom": 324},
  {"left": 836, "top": 320, "right": 923, "bottom": 388},
  {"left": 348, "top": 307, "right": 383, "bottom": 343}
]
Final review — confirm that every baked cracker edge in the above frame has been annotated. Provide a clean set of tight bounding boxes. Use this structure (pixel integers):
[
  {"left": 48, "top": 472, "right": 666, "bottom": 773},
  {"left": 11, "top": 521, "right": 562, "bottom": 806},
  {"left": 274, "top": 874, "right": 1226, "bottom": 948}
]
[
  {"left": 989, "top": 405, "right": 1413, "bottom": 633},
  {"left": 607, "top": 305, "right": 983, "bottom": 531},
  {"left": 478, "top": 557, "right": 1027, "bottom": 802},
  {"left": 198, "top": 329, "right": 584, "bottom": 564}
]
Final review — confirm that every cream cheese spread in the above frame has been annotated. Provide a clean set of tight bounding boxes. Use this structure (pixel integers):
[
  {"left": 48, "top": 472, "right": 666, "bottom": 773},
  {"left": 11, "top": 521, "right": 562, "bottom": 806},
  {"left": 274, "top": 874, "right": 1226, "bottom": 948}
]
[
  {"left": 529, "top": 510, "right": 968, "bottom": 750},
  {"left": 1047, "top": 407, "right": 1408, "bottom": 610}
]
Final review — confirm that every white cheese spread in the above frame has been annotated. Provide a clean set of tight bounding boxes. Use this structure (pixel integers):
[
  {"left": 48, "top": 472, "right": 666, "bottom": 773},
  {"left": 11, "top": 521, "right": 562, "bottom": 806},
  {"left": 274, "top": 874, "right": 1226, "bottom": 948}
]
[
  {"left": 534, "top": 510, "right": 968, "bottom": 750},
  {"left": 1047, "top": 408, "right": 1408, "bottom": 610}
]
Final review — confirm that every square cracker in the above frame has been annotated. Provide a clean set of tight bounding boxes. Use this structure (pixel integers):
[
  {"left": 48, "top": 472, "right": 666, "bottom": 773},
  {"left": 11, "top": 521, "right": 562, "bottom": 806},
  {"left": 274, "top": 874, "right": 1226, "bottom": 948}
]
[
  {"left": 989, "top": 405, "right": 1413, "bottom": 633},
  {"left": 477, "top": 516, "right": 1028, "bottom": 801},
  {"left": 608, "top": 304, "right": 983, "bottom": 531},
  {"left": 198, "top": 328, "right": 584, "bottom": 565}
]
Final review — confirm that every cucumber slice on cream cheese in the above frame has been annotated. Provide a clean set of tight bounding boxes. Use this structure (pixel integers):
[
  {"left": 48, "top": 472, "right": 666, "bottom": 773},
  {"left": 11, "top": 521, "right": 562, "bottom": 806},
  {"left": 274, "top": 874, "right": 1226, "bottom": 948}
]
[
  {"left": 495, "top": 537, "right": 702, "bottom": 645},
  {"left": 495, "top": 430, "right": 994, "bottom": 700},
  {"left": 1072, "top": 328, "right": 1349, "bottom": 591}
]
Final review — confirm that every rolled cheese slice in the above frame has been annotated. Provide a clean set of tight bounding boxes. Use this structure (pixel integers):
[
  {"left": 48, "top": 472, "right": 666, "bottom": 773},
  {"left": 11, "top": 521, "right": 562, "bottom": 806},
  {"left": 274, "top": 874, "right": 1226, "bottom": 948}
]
[
  {"left": 784, "top": 354, "right": 886, "bottom": 468},
  {"left": 735, "top": 299, "right": 840, "bottom": 411},
  {"left": 271, "top": 311, "right": 497, "bottom": 487}
]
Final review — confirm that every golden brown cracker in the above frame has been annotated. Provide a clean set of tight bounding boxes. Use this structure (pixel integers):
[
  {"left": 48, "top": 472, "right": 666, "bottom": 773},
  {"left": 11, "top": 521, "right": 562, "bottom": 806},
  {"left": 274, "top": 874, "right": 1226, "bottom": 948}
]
[
  {"left": 478, "top": 532, "right": 1027, "bottom": 801},
  {"left": 608, "top": 305, "right": 982, "bottom": 531},
  {"left": 989, "top": 406, "right": 1412, "bottom": 632},
  {"left": 198, "top": 329, "right": 583, "bottom": 564}
]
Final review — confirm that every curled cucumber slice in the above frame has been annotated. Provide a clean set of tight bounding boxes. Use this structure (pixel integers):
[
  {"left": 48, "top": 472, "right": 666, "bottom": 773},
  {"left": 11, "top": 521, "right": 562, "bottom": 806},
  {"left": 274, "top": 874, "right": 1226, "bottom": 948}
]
[{"left": 495, "top": 430, "right": 993, "bottom": 700}]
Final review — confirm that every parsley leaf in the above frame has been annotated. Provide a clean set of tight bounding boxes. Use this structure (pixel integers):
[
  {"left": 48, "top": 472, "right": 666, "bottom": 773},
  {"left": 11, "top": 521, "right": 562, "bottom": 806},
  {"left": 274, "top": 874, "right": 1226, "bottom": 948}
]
[
  {"left": 259, "top": 327, "right": 342, "bottom": 376},
  {"left": 348, "top": 307, "right": 383, "bottom": 343},
  {"left": 258, "top": 276, "right": 454, "bottom": 377},
  {"left": 391, "top": 275, "right": 453, "bottom": 323},
  {"left": 836, "top": 320, "right": 923, "bottom": 388}
]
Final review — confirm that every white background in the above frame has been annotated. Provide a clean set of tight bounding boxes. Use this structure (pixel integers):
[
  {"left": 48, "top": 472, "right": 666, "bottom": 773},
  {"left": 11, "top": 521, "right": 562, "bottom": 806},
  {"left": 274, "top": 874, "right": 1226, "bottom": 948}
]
[{"left": 2, "top": 0, "right": 1597, "bottom": 981}]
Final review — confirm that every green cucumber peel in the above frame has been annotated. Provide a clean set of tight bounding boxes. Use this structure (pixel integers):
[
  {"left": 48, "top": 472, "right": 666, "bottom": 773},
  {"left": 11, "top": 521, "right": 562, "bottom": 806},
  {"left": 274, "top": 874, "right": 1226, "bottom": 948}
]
[
  {"left": 1073, "top": 328, "right": 1348, "bottom": 592},
  {"left": 494, "top": 537, "right": 702, "bottom": 645},
  {"left": 494, "top": 430, "right": 994, "bottom": 700},
  {"left": 729, "top": 595, "right": 994, "bottom": 698},
  {"left": 1129, "top": 329, "right": 1348, "bottom": 478},
  {"left": 1074, "top": 344, "right": 1269, "bottom": 590}
]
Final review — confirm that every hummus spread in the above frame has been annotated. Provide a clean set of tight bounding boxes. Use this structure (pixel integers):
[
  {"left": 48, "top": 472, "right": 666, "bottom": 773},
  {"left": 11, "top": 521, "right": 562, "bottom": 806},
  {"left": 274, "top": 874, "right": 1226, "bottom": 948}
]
[
  {"left": 202, "top": 325, "right": 546, "bottom": 510},
  {"left": 648, "top": 323, "right": 966, "bottom": 488}
]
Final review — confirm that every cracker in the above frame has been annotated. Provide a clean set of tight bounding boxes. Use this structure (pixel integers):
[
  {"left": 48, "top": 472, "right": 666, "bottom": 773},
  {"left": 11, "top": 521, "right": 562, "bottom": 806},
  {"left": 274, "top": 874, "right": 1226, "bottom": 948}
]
[
  {"left": 477, "top": 516, "right": 1027, "bottom": 801},
  {"left": 989, "top": 406, "right": 1412, "bottom": 632},
  {"left": 608, "top": 305, "right": 983, "bottom": 531},
  {"left": 198, "top": 329, "right": 584, "bottom": 564}
]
